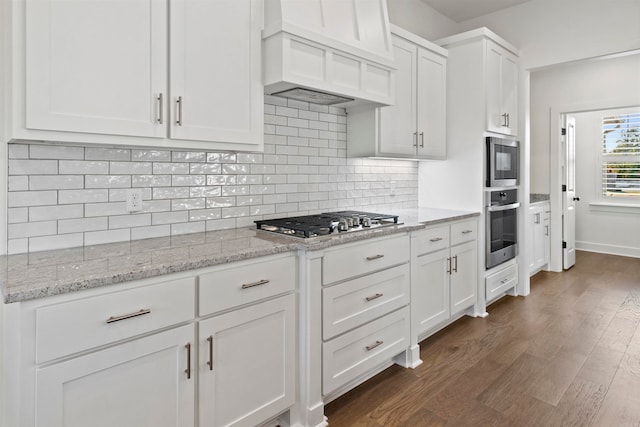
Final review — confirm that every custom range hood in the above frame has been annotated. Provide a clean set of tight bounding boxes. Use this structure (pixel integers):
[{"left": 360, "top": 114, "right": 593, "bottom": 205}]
[{"left": 263, "top": 0, "right": 396, "bottom": 108}]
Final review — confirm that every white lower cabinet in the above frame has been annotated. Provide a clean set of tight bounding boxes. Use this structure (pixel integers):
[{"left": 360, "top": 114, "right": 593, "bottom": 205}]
[
  {"left": 35, "top": 324, "right": 195, "bottom": 427},
  {"left": 198, "top": 294, "right": 296, "bottom": 427},
  {"left": 320, "top": 234, "right": 411, "bottom": 396},
  {"left": 8, "top": 253, "right": 298, "bottom": 427},
  {"left": 411, "top": 219, "right": 478, "bottom": 341},
  {"left": 529, "top": 202, "right": 550, "bottom": 275}
]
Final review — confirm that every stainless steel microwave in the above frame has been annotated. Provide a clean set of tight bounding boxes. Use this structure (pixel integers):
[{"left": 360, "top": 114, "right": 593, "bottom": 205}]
[{"left": 486, "top": 137, "right": 519, "bottom": 187}]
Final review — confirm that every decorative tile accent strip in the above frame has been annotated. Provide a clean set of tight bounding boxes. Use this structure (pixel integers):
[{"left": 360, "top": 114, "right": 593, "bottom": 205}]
[{"left": 7, "top": 96, "right": 419, "bottom": 253}]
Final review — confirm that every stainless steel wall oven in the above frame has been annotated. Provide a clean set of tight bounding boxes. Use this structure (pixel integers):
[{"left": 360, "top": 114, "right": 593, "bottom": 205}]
[{"left": 486, "top": 189, "right": 519, "bottom": 269}]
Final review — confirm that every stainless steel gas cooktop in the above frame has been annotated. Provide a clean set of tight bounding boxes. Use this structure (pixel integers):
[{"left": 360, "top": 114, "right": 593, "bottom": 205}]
[{"left": 254, "top": 210, "right": 400, "bottom": 238}]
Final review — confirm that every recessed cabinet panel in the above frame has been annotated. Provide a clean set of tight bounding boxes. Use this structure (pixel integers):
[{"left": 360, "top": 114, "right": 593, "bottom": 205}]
[
  {"left": 485, "top": 40, "right": 518, "bottom": 136},
  {"left": 25, "top": 0, "right": 167, "bottom": 137},
  {"left": 199, "top": 294, "right": 295, "bottom": 427},
  {"left": 35, "top": 325, "right": 195, "bottom": 427},
  {"left": 379, "top": 36, "right": 416, "bottom": 156},
  {"left": 170, "top": 0, "right": 263, "bottom": 144},
  {"left": 450, "top": 241, "right": 477, "bottom": 315},
  {"left": 416, "top": 47, "right": 446, "bottom": 158}
]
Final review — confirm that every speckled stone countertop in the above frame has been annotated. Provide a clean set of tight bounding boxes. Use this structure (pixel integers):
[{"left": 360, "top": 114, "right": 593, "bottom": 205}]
[
  {"left": 0, "top": 208, "right": 479, "bottom": 304},
  {"left": 530, "top": 193, "right": 550, "bottom": 203}
]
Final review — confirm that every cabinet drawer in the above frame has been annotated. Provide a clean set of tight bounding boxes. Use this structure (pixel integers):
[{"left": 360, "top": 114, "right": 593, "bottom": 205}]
[
  {"left": 322, "top": 307, "right": 409, "bottom": 395},
  {"left": 36, "top": 277, "right": 195, "bottom": 364},
  {"left": 323, "top": 264, "right": 410, "bottom": 340},
  {"left": 323, "top": 234, "right": 409, "bottom": 285},
  {"left": 486, "top": 263, "right": 518, "bottom": 301},
  {"left": 412, "top": 225, "right": 449, "bottom": 256},
  {"left": 450, "top": 219, "right": 477, "bottom": 246},
  {"left": 199, "top": 254, "right": 296, "bottom": 316}
]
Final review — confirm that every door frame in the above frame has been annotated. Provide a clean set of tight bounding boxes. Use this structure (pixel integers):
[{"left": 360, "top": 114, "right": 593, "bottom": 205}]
[{"left": 548, "top": 99, "right": 638, "bottom": 271}]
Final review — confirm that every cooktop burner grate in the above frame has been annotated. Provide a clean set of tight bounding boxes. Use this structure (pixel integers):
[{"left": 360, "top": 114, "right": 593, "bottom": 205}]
[{"left": 254, "top": 211, "right": 399, "bottom": 238}]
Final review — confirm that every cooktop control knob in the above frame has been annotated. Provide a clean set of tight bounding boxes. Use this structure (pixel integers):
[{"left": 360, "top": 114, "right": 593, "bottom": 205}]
[
  {"left": 362, "top": 217, "right": 372, "bottom": 227},
  {"left": 338, "top": 219, "right": 349, "bottom": 232}
]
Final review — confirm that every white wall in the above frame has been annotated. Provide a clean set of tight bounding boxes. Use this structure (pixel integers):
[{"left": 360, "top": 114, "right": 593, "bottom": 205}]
[
  {"left": 386, "top": 0, "right": 459, "bottom": 42},
  {"left": 573, "top": 109, "right": 640, "bottom": 257},
  {"left": 453, "top": 0, "right": 640, "bottom": 70},
  {"left": 530, "top": 53, "right": 640, "bottom": 194}
]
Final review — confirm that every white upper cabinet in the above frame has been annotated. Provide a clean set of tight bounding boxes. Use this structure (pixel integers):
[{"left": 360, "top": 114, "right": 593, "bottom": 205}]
[
  {"left": 169, "top": 0, "right": 262, "bottom": 145},
  {"left": 485, "top": 40, "right": 518, "bottom": 136},
  {"left": 25, "top": 0, "right": 167, "bottom": 139},
  {"left": 5, "top": 0, "right": 263, "bottom": 151},
  {"left": 347, "top": 26, "right": 447, "bottom": 159}
]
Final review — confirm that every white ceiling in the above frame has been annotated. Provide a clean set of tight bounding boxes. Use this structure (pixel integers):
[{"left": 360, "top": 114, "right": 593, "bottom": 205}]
[{"left": 420, "top": 0, "right": 532, "bottom": 22}]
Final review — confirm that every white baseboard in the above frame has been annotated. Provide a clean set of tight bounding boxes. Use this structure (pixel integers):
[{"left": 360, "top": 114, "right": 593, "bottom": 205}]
[{"left": 576, "top": 241, "right": 640, "bottom": 258}]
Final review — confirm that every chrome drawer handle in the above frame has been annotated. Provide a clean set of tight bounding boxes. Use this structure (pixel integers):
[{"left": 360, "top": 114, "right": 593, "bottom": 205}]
[
  {"left": 106, "top": 309, "right": 151, "bottom": 324},
  {"left": 176, "top": 96, "right": 183, "bottom": 126},
  {"left": 366, "top": 340, "right": 384, "bottom": 351},
  {"left": 429, "top": 237, "right": 443, "bottom": 242},
  {"left": 157, "top": 93, "right": 163, "bottom": 124},
  {"left": 366, "top": 254, "right": 384, "bottom": 261},
  {"left": 462, "top": 230, "right": 473, "bottom": 234},
  {"left": 365, "top": 293, "right": 383, "bottom": 302},
  {"left": 500, "top": 278, "right": 510, "bottom": 284},
  {"left": 241, "top": 279, "right": 270, "bottom": 289}
]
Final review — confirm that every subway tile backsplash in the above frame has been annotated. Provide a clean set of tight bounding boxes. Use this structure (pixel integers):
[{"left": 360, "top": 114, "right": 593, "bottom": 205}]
[{"left": 7, "top": 96, "right": 419, "bottom": 254}]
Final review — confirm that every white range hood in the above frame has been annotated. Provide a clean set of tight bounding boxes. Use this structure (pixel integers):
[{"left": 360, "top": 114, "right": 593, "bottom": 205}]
[{"left": 262, "top": 0, "right": 396, "bottom": 107}]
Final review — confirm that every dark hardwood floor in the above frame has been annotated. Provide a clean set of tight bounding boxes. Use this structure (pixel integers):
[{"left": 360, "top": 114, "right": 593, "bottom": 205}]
[{"left": 324, "top": 251, "right": 640, "bottom": 426}]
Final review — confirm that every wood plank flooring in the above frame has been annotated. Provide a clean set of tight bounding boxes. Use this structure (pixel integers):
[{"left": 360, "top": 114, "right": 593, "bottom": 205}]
[{"left": 324, "top": 251, "right": 640, "bottom": 426}]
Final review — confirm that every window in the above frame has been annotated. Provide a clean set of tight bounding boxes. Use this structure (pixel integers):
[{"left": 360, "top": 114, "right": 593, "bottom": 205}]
[{"left": 601, "top": 111, "right": 640, "bottom": 199}]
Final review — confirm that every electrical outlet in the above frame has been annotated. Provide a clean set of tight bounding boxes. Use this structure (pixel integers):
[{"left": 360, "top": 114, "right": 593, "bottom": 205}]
[
  {"left": 390, "top": 181, "right": 397, "bottom": 196},
  {"left": 126, "top": 189, "right": 143, "bottom": 212}
]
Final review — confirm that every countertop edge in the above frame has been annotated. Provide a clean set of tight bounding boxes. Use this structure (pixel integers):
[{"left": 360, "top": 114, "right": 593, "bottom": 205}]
[{"left": 2, "top": 210, "right": 480, "bottom": 304}]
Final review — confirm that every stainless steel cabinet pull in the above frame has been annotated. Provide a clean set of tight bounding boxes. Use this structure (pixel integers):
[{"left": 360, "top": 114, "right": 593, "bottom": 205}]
[
  {"left": 453, "top": 255, "right": 458, "bottom": 273},
  {"left": 176, "top": 96, "right": 183, "bottom": 126},
  {"left": 429, "top": 237, "right": 443, "bottom": 242},
  {"left": 502, "top": 113, "right": 509, "bottom": 127},
  {"left": 419, "top": 132, "right": 425, "bottom": 148},
  {"left": 500, "top": 278, "right": 509, "bottom": 284},
  {"left": 544, "top": 225, "right": 549, "bottom": 236},
  {"left": 447, "top": 257, "right": 452, "bottom": 275},
  {"left": 365, "top": 293, "right": 383, "bottom": 302},
  {"left": 413, "top": 132, "right": 418, "bottom": 147},
  {"left": 462, "top": 230, "right": 473, "bottom": 234},
  {"left": 206, "top": 336, "right": 213, "bottom": 371},
  {"left": 241, "top": 279, "right": 270, "bottom": 289},
  {"left": 157, "top": 93, "right": 163, "bottom": 124},
  {"left": 366, "top": 340, "right": 383, "bottom": 351},
  {"left": 106, "top": 309, "right": 151, "bottom": 324},
  {"left": 366, "top": 254, "right": 384, "bottom": 261},
  {"left": 507, "top": 113, "right": 510, "bottom": 128},
  {"left": 535, "top": 213, "right": 541, "bottom": 224},
  {"left": 185, "top": 343, "right": 191, "bottom": 379}
]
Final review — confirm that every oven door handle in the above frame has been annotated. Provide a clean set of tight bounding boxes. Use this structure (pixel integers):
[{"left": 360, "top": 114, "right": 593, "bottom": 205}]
[{"left": 487, "top": 202, "right": 520, "bottom": 212}]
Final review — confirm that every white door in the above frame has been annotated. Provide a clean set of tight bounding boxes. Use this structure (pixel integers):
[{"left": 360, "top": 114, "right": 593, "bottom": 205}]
[
  {"left": 169, "top": 0, "right": 263, "bottom": 146},
  {"left": 416, "top": 47, "right": 446, "bottom": 158},
  {"left": 35, "top": 325, "right": 195, "bottom": 427},
  {"left": 379, "top": 35, "right": 417, "bottom": 156},
  {"left": 199, "top": 294, "right": 295, "bottom": 427},
  {"left": 562, "top": 115, "right": 577, "bottom": 269},
  {"left": 26, "top": 0, "right": 167, "bottom": 138}
]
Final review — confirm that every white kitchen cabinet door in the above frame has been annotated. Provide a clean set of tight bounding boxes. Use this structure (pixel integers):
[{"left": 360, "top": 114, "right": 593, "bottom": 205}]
[
  {"left": 199, "top": 294, "right": 295, "bottom": 427},
  {"left": 35, "top": 325, "right": 195, "bottom": 427},
  {"left": 485, "top": 41, "right": 518, "bottom": 136},
  {"left": 530, "top": 205, "right": 545, "bottom": 273},
  {"left": 416, "top": 47, "right": 446, "bottom": 158},
  {"left": 378, "top": 35, "right": 417, "bottom": 156},
  {"left": 170, "top": 0, "right": 263, "bottom": 147},
  {"left": 25, "top": 0, "right": 167, "bottom": 138},
  {"left": 412, "top": 248, "right": 450, "bottom": 334},
  {"left": 450, "top": 241, "right": 477, "bottom": 316}
]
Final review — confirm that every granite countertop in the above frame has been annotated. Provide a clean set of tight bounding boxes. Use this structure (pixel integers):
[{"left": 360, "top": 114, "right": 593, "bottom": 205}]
[
  {"left": 530, "top": 193, "right": 550, "bottom": 203},
  {"left": 0, "top": 208, "right": 479, "bottom": 304}
]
